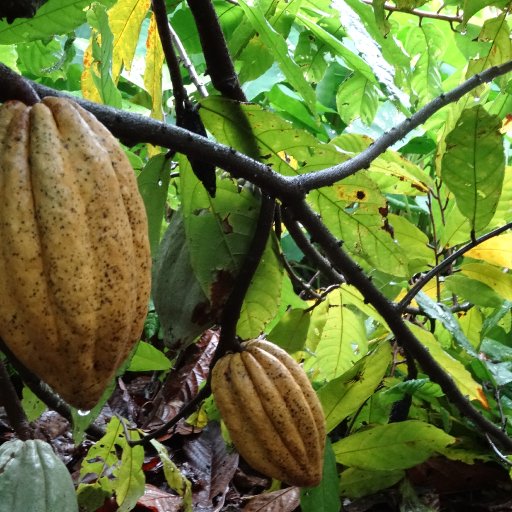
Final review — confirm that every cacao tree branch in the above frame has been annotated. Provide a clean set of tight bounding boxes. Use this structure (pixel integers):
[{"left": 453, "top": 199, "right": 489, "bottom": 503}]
[
  {"left": 287, "top": 199, "right": 512, "bottom": 451},
  {"left": 291, "top": 60, "right": 512, "bottom": 193},
  {"left": 25, "top": 60, "right": 512, "bottom": 201},
  {"left": 151, "top": 0, "right": 187, "bottom": 122},
  {"left": 0, "top": 360, "right": 33, "bottom": 441},
  {"left": 186, "top": 0, "right": 246, "bottom": 101},
  {"left": 0, "top": 64, "right": 40, "bottom": 105},
  {"left": 398, "top": 221, "right": 512, "bottom": 312}
]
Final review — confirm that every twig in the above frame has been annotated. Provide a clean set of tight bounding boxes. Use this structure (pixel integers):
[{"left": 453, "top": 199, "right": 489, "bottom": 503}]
[
  {"left": 0, "top": 360, "right": 33, "bottom": 440},
  {"left": 282, "top": 207, "right": 345, "bottom": 285},
  {"left": 360, "top": 0, "right": 463, "bottom": 23},
  {"left": 281, "top": 256, "right": 323, "bottom": 300},
  {"left": 167, "top": 22, "right": 208, "bottom": 98},
  {"left": 398, "top": 222, "right": 512, "bottom": 312},
  {"left": 289, "top": 198, "right": 512, "bottom": 451},
  {"left": 292, "top": 60, "right": 512, "bottom": 193}
]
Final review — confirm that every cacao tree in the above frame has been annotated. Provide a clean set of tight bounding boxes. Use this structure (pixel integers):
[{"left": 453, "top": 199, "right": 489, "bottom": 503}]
[{"left": 0, "top": 0, "right": 511, "bottom": 510}]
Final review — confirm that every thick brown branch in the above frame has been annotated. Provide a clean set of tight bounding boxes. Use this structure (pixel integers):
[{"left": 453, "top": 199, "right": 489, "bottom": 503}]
[{"left": 185, "top": 0, "right": 246, "bottom": 101}]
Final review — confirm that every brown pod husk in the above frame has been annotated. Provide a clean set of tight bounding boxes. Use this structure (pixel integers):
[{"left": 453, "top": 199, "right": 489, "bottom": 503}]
[
  {"left": 211, "top": 339, "right": 326, "bottom": 487},
  {"left": 0, "top": 97, "right": 151, "bottom": 410}
]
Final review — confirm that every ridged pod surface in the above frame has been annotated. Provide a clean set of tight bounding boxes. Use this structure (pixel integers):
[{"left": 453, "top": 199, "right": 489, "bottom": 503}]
[
  {"left": 0, "top": 97, "right": 151, "bottom": 410},
  {"left": 211, "top": 339, "right": 326, "bottom": 487}
]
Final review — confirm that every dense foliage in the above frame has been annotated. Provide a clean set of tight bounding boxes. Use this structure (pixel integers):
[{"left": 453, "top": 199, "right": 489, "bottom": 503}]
[{"left": 0, "top": 0, "right": 511, "bottom": 510}]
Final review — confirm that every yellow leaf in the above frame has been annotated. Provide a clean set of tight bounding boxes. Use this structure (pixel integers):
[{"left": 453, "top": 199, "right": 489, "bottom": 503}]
[
  {"left": 408, "top": 322, "right": 488, "bottom": 408},
  {"left": 144, "top": 13, "right": 164, "bottom": 120},
  {"left": 465, "top": 234, "right": 512, "bottom": 268},
  {"left": 461, "top": 262, "right": 512, "bottom": 301},
  {"left": 109, "top": 0, "right": 151, "bottom": 80},
  {"left": 81, "top": 43, "right": 102, "bottom": 103}
]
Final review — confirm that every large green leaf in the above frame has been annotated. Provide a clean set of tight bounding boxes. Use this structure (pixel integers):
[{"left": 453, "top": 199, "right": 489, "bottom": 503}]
[
  {"left": 332, "top": 420, "right": 455, "bottom": 470},
  {"left": 237, "top": 0, "right": 317, "bottom": 114},
  {"left": 339, "top": 467, "right": 404, "bottom": 499},
  {"left": 137, "top": 153, "right": 171, "bottom": 257},
  {"left": 87, "top": 2, "right": 123, "bottom": 108},
  {"left": 180, "top": 155, "right": 261, "bottom": 300},
  {"left": 402, "top": 22, "right": 444, "bottom": 105},
  {"left": 237, "top": 234, "right": 284, "bottom": 339},
  {"left": 309, "top": 176, "right": 410, "bottom": 277},
  {"left": 441, "top": 106, "right": 505, "bottom": 232},
  {"left": 304, "top": 288, "right": 367, "bottom": 380},
  {"left": 0, "top": 0, "right": 103, "bottom": 43},
  {"left": 152, "top": 209, "right": 216, "bottom": 350},
  {"left": 318, "top": 342, "right": 392, "bottom": 433}
]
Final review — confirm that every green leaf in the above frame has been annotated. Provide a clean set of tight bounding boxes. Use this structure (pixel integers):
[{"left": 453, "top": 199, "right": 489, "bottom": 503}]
[
  {"left": 407, "top": 322, "right": 486, "bottom": 406},
  {"left": 113, "top": 434, "right": 145, "bottom": 512},
  {"left": 126, "top": 341, "right": 171, "bottom": 372},
  {"left": 21, "top": 385, "right": 46, "bottom": 422},
  {"left": 87, "top": 2, "right": 123, "bottom": 108},
  {"left": 339, "top": 467, "right": 404, "bottom": 499},
  {"left": 441, "top": 106, "right": 505, "bottom": 232},
  {"left": 339, "top": 0, "right": 411, "bottom": 107},
  {"left": 150, "top": 440, "right": 193, "bottom": 511},
  {"left": 414, "top": 292, "right": 477, "bottom": 357},
  {"left": 237, "top": 235, "right": 283, "bottom": 339},
  {"left": 152, "top": 209, "right": 213, "bottom": 350},
  {"left": 460, "top": 262, "right": 512, "bottom": 301},
  {"left": 332, "top": 420, "right": 455, "bottom": 470},
  {"left": 268, "top": 307, "right": 312, "bottom": 353},
  {"left": 300, "top": 439, "right": 340, "bottom": 511},
  {"left": 296, "top": 13, "right": 377, "bottom": 85},
  {"left": 137, "top": 154, "right": 171, "bottom": 257},
  {"left": 318, "top": 342, "right": 392, "bottom": 433},
  {"left": 336, "top": 72, "right": 379, "bottom": 126},
  {"left": 181, "top": 161, "right": 261, "bottom": 300},
  {"left": 304, "top": 289, "right": 367, "bottom": 380},
  {"left": 403, "top": 22, "right": 444, "bottom": 105},
  {"left": 237, "top": 0, "right": 317, "bottom": 114},
  {"left": 309, "top": 175, "right": 409, "bottom": 277},
  {"left": 0, "top": 0, "right": 97, "bottom": 44}
]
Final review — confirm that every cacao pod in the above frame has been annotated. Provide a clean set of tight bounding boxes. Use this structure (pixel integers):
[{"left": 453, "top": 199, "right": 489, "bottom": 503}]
[
  {"left": 211, "top": 339, "right": 326, "bottom": 487},
  {"left": 0, "top": 97, "right": 151, "bottom": 410},
  {"left": 0, "top": 439, "right": 79, "bottom": 512}
]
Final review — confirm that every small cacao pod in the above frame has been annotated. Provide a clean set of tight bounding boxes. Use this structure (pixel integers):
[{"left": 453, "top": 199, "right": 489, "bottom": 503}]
[
  {"left": 211, "top": 339, "right": 326, "bottom": 487},
  {"left": 0, "top": 439, "right": 78, "bottom": 512},
  {"left": 0, "top": 97, "right": 151, "bottom": 410}
]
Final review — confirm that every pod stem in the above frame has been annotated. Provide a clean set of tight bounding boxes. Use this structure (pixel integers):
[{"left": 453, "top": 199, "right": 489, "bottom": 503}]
[{"left": 0, "top": 360, "right": 33, "bottom": 441}]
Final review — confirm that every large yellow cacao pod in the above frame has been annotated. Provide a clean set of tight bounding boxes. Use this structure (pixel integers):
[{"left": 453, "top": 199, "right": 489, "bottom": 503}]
[
  {"left": 0, "top": 97, "right": 151, "bottom": 410},
  {"left": 211, "top": 339, "right": 326, "bottom": 487}
]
